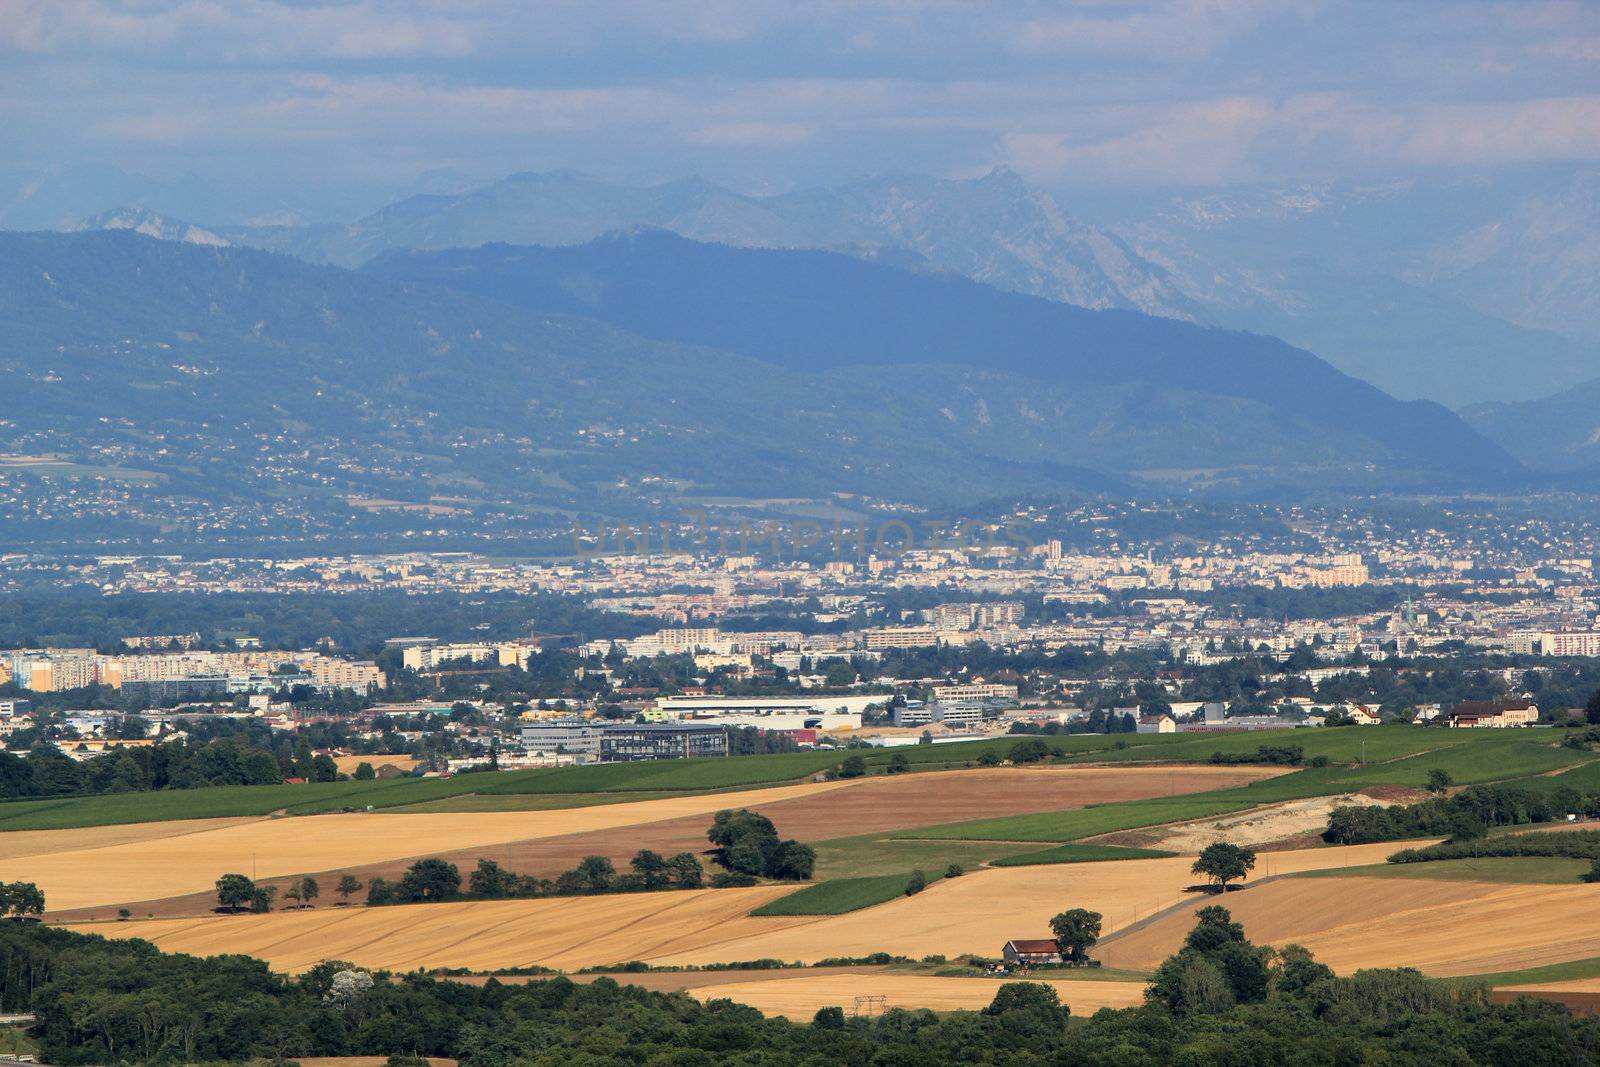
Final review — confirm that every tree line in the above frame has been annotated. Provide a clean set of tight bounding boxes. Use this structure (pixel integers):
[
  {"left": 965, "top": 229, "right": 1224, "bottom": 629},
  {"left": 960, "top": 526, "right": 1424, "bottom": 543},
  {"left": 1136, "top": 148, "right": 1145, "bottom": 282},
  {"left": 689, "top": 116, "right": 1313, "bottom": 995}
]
[
  {"left": 3, "top": 907, "right": 1596, "bottom": 1064},
  {"left": 1323, "top": 782, "right": 1591, "bottom": 845}
]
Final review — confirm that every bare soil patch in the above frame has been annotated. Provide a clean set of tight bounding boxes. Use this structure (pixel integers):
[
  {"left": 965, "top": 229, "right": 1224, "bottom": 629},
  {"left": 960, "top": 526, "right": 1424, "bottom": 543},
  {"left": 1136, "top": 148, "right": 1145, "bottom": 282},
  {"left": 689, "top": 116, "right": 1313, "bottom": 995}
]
[{"left": 1103, "top": 793, "right": 1395, "bottom": 854}]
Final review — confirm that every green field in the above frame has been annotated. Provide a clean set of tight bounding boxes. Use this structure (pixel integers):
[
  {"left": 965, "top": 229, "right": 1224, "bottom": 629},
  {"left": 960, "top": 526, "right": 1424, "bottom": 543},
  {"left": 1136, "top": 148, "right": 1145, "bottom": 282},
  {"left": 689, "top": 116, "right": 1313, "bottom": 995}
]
[
  {"left": 1451, "top": 955, "right": 1600, "bottom": 988},
  {"left": 894, "top": 731, "right": 1591, "bottom": 844},
  {"left": 989, "top": 843, "right": 1178, "bottom": 867},
  {"left": 1294, "top": 855, "right": 1590, "bottom": 884},
  {"left": 750, "top": 871, "right": 941, "bottom": 916},
  {"left": 811, "top": 836, "right": 1038, "bottom": 878},
  {"left": 0, "top": 726, "right": 1584, "bottom": 833}
]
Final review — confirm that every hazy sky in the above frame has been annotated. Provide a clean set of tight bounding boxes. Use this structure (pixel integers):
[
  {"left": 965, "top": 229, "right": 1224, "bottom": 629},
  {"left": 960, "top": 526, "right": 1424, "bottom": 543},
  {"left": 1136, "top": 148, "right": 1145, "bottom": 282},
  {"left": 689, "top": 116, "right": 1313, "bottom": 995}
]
[{"left": 5, "top": 0, "right": 1599, "bottom": 203}]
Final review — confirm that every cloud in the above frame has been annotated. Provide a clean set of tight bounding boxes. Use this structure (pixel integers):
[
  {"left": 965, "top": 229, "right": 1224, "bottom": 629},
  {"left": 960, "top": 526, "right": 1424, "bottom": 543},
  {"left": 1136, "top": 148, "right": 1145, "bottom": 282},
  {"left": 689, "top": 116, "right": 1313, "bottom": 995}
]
[
  {"left": 0, "top": 0, "right": 478, "bottom": 59},
  {"left": 1004, "top": 92, "right": 1600, "bottom": 185},
  {"left": 1011, "top": 0, "right": 1297, "bottom": 62}
]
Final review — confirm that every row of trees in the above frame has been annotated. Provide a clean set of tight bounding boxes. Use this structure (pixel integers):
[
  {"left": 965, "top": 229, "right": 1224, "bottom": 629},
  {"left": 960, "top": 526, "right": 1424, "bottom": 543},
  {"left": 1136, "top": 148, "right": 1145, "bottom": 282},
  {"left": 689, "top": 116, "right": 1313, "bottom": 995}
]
[
  {"left": 0, "top": 734, "right": 359, "bottom": 802},
  {"left": 367, "top": 851, "right": 708, "bottom": 905},
  {"left": 1323, "top": 783, "right": 1589, "bottom": 845}
]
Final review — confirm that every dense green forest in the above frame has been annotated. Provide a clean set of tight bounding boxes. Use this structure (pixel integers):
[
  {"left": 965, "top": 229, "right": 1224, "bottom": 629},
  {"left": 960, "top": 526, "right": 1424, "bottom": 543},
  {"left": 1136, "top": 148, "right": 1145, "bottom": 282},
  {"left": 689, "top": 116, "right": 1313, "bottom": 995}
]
[{"left": 1, "top": 911, "right": 1593, "bottom": 1065}]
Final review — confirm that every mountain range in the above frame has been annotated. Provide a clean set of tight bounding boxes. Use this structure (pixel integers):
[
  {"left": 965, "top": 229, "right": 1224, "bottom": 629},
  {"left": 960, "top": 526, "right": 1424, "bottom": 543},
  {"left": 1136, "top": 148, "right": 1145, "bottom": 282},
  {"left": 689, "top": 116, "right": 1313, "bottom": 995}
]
[
  {"left": 0, "top": 229, "right": 1521, "bottom": 534},
  {"left": 42, "top": 165, "right": 1595, "bottom": 409}
]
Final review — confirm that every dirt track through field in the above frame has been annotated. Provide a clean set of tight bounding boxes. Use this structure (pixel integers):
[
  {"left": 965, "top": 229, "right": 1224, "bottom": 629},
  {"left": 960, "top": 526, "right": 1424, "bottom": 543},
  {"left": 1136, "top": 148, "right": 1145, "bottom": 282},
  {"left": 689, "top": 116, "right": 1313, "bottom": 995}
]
[
  {"left": 1097, "top": 875, "right": 1600, "bottom": 976},
  {"left": 68, "top": 840, "right": 1411, "bottom": 972},
  {"left": 684, "top": 974, "right": 1148, "bottom": 1018}
]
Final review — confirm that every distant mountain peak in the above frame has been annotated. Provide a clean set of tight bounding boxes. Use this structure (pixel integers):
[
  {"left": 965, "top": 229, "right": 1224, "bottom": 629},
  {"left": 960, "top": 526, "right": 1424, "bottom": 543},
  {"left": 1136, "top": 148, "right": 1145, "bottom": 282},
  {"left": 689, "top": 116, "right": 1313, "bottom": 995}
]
[{"left": 76, "top": 207, "right": 229, "bottom": 247}]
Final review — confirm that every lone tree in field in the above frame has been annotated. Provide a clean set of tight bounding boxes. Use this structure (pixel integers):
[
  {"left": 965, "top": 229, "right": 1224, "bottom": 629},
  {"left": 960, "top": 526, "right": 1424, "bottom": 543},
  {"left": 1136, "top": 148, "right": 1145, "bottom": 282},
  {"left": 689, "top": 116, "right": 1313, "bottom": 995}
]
[
  {"left": 216, "top": 873, "right": 257, "bottom": 912},
  {"left": 1049, "top": 908, "right": 1103, "bottom": 963},
  {"left": 1192, "top": 843, "right": 1256, "bottom": 891},
  {"left": 336, "top": 875, "right": 363, "bottom": 905},
  {"left": 1426, "top": 769, "right": 1453, "bottom": 794}
]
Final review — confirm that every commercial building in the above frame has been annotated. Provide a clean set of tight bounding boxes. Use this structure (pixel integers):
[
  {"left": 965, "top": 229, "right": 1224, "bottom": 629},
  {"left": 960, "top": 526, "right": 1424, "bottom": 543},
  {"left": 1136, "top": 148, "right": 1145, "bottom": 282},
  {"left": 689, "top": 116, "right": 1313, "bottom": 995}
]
[
  {"left": 600, "top": 723, "right": 728, "bottom": 761},
  {"left": 653, "top": 694, "right": 880, "bottom": 731},
  {"left": 518, "top": 718, "right": 604, "bottom": 757},
  {"left": 931, "top": 682, "right": 1019, "bottom": 702}
]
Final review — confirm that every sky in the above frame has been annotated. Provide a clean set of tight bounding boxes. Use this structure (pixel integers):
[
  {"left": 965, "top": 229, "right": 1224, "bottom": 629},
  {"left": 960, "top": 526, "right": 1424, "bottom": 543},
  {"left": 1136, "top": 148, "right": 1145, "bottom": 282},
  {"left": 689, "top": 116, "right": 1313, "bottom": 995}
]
[{"left": 3, "top": 0, "right": 1600, "bottom": 216}]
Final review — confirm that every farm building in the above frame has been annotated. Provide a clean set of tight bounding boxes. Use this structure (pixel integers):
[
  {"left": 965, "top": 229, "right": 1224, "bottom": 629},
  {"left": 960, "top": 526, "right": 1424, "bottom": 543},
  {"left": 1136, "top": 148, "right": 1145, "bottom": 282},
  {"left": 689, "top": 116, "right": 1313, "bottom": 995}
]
[{"left": 1002, "top": 939, "right": 1064, "bottom": 966}]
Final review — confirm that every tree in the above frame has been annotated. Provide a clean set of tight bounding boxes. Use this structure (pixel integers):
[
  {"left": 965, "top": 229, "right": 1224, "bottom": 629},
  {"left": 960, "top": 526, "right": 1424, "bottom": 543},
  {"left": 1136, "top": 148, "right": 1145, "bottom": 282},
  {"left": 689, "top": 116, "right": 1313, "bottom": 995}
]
[
  {"left": 1008, "top": 738, "right": 1049, "bottom": 764},
  {"left": 215, "top": 873, "right": 256, "bottom": 912},
  {"left": 667, "top": 852, "right": 703, "bottom": 888},
  {"left": 575, "top": 855, "right": 615, "bottom": 892},
  {"left": 468, "top": 859, "right": 516, "bottom": 898},
  {"left": 977, "top": 751, "right": 1001, "bottom": 767},
  {"left": 396, "top": 858, "right": 461, "bottom": 901},
  {"left": 1586, "top": 688, "right": 1600, "bottom": 726},
  {"left": 4, "top": 882, "right": 43, "bottom": 919},
  {"left": 767, "top": 840, "right": 816, "bottom": 880},
  {"left": 983, "top": 981, "right": 1068, "bottom": 1028},
  {"left": 1426, "top": 769, "right": 1453, "bottom": 794},
  {"left": 336, "top": 875, "right": 363, "bottom": 905},
  {"left": 299, "top": 877, "right": 320, "bottom": 907},
  {"left": 1191, "top": 843, "right": 1256, "bottom": 891},
  {"left": 1049, "top": 908, "right": 1103, "bottom": 963},
  {"left": 812, "top": 1006, "right": 845, "bottom": 1030},
  {"left": 283, "top": 883, "right": 302, "bottom": 908},
  {"left": 250, "top": 884, "right": 276, "bottom": 913},
  {"left": 310, "top": 753, "right": 339, "bottom": 782},
  {"left": 630, "top": 849, "right": 670, "bottom": 890},
  {"left": 945, "top": 863, "right": 964, "bottom": 878},
  {"left": 904, "top": 869, "right": 927, "bottom": 896},
  {"left": 887, "top": 753, "right": 910, "bottom": 774},
  {"left": 353, "top": 762, "right": 376, "bottom": 780},
  {"left": 836, "top": 755, "right": 866, "bottom": 779}
]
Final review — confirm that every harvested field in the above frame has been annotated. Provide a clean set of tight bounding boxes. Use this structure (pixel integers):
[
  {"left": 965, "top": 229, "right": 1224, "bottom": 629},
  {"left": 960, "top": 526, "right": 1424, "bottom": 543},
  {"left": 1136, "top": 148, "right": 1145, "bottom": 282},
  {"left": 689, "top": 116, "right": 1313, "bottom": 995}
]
[
  {"left": 66, "top": 886, "right": 804, "bottom": 973},
  {"left": 684, "top": 974, "right": 1147, "bottom": 1018},
  {"left": 449, "top": 966, "right": 887, "bottom": 992},
  {"left": 0, "top": 817, "right": 261, "bottom": 861},
  {"left": 64, "top": 841, "right": 1411, "bottom": 972},
  {"left": 644, "top": 840, "right": 1413, "bottom": 968},
  {"left": 1097, "top": 875, "right": 1600, "bottom": 976},
  {"left": 1494, "top": 978, "right": 1600, "bottom": 1014},
  {"left": 50, "top": 764, "right": 1276, "bottom": 920},
  {"left": 28, "top": 779, "right": 853, "bottom": 913},
  {"left": 332, "top": 754, "right": 419, "bottom": 775}
]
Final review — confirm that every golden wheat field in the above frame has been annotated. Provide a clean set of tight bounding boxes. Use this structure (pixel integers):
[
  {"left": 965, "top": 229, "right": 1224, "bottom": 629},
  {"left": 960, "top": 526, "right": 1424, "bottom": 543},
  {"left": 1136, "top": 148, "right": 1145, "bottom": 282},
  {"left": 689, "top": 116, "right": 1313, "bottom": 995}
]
[
  {"left": 1096, "top": 875, "right": 1600, "bottom": 976},
  {"left": 20, "top": 779, "right": 853, "bottom": 911},
  {"left": 68, "top": 886, "right": 806, "bottom": 972},
  {"left": 0, "top": 817, "right": 263, "bottom": 861},
  {"left": 68, "top": 840, "right": 1415, "bottom": 972},
  {"left": 685, "top": 974, "right": 1149, "bottom": 1018}
]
